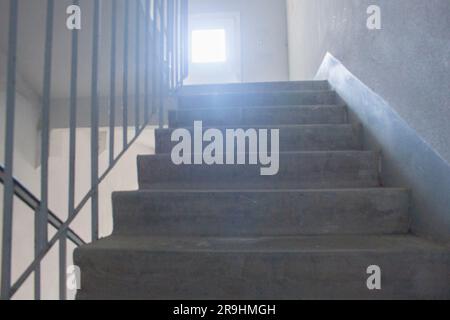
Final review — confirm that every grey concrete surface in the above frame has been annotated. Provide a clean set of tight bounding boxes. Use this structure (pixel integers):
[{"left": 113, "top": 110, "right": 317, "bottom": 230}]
[
  {"left": 188, "top": 0, "right": 289, "bottom": 83},
  {"left": 179, "top": 91, "right": 337, "bottom": 108},
  {"left": 137, "top": 151, "right": 380, "bottom": 190},
  {"left": 169, "top": 105, "right": 348, "bottom": 127},
  {"left": 75, "top": 81, "right": 450, "bottom": 299},
  {"left": 179, "top": 81, "right": 330, "bottom": 95}
]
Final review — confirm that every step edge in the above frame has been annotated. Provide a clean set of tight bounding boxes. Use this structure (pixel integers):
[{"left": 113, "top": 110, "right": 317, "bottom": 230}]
[
  {"left": 75, "top": 235, "right": 450, "bottom": 254},
  {"left": 113, "top": 187, "right": 409, "bottom": 197}
]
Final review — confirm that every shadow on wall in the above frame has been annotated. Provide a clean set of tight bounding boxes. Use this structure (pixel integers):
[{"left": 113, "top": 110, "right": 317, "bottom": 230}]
[{"left": 316, "top": 52, "right": 450, "bottom": 244}]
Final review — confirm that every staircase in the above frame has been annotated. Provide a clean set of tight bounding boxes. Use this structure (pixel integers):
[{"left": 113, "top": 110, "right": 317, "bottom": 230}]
[{"left": 75, "top": 81, "right": 450, "bottom": 300}]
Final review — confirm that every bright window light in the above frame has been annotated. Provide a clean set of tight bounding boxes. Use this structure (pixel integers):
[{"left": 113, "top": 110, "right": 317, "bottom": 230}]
[{"left": 191, "top": 29, "right": 227, "bottom": 64}]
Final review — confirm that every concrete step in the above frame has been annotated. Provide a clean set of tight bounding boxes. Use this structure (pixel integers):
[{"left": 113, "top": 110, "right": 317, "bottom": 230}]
[
  {"left": 178, "top": 81, "right": 330, "bottom": 95},
  {"left": 137, "top": 151, "right": 380, "bottom": 190},
  {"left": 155, "top": 124, "right": 362, "bottom": 154},
  {"left": 169, "top": 105, "right": 348, "bottom": 127},
  {"left": 75, "top": 235, "right": 450, "bottom": 300},
  {"left": 178, "top": 91, "right": 337, "bottom": 108},
  {"left": 112, "top": 188, "right": 410, "bottom": 237}
]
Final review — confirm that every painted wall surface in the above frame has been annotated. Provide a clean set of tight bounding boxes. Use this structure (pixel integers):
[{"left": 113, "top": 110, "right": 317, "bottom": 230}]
[
  {"left": 190, "top": 0, "right": 289, "bottom": 83},
  {"left": 0, "top": 1, "right": 155, "bottom": 298},
  {"left": 286, "top": 0, "right": 450, "bottom": 164},
  {"left": 317, "top": 53, "right": 450, "bottom": 243},
  {"left": 0, "top": 122, "right": 155, "bottom": 299}
]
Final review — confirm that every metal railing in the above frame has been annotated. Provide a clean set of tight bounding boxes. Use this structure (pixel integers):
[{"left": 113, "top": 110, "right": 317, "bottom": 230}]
[{"left": 1, "top": 0, "right": 189, "bottom": 300}]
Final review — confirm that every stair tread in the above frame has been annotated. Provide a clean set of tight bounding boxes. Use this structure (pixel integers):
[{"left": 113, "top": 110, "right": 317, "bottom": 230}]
[
  {"left": 76, "top": 80, "right": 450, "bottom": 300},
  {"left": 177, "top": 104, "right": 344, "bottom": 111},
  {"left": 115, "top": 187, "right": 407, "bottom": 194},
  {"left": 79, "top": 235, "right": 449, "bottom": 253},
  {"left": 76, "top": 234, "right": 450, "bottom": 300},
  {"left": 179, "top": 82, "right": 329, "bottom": 93},
  {"left": 181, "top": 80, "right": 329, "bottom": 90},
  {"left": 179, "top": 89, "right": 335, "bottom": 97},
  {"left": 160, "top": 123, "right": 355, "bottom": 129},
  {"left": 169, "top": 105, "right": 349, "bottom": 127},
  {"left": 179, "top": 90, "right": 337, "bottom": 108},
  {"left": 157, "top": 124, "right": 362, "bottom": 153}
]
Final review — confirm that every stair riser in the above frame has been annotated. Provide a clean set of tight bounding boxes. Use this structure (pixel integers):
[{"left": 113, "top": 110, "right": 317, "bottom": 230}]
[
  {"left": 179, "top": 91, "right": 337, "bottom": 108},
  {"left": 179, "top": 81, "right": 330, "bottom": 95},
  {"left": 169, "top": 105, "right": 348, "bottom": 127},
  {"left": 137, "top": 152, "right": 380, "bottom": 190},
  {"left": 112, "top": 190, "right": 410, "bottom": 237},
  {"left": 76, "top": 250, "right": 450, "bottom": 300},
  {"left": 156, "top": 125, "right": 362, "bottom": 154}
]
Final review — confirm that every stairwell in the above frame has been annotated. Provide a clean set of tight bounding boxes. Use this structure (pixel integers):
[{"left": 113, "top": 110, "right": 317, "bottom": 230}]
[{"left": 75, "top": 81, "right": 450, "bottom": 300}]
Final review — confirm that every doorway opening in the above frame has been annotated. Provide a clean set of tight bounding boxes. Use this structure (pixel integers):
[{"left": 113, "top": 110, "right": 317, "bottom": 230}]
[
  {"left": 191, "top": 29, "right": 227, "bottom": 64},
  {"left": 186, "top": 12, "right": 242, "bottom": 85}
]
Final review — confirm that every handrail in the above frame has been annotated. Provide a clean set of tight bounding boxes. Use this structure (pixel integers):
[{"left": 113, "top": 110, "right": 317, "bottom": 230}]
[
  {"left": 0, "top": 165, "right": 85, "bottom": 247},
  {"left": 1, "top": 0, "right": 189, "bottom": 300}
]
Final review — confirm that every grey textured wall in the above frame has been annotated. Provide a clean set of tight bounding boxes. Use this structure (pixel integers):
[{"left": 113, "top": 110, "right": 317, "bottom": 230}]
[
  {"left": 287, "top": 0, "right": 450, "bottom": 164},
  {"left": 317, "top": 53, "right": 450, "bottom": 243},
  {"left": 0, "top": 0, "right": 146, "bottom": 99}
]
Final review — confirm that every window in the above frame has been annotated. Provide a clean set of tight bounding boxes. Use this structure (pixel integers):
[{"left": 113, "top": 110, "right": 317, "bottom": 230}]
[{"left": 191, "top": 29, "right": 227, "bottom": 64}]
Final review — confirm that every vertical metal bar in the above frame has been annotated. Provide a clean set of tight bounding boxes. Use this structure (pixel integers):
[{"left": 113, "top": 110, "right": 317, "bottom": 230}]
[
  {"left": 134, "top": 0, "right": 140, "bottom": 134},
  {"left": 178, "top": 0, "right": 184, "bottom": 82},
  {"left": 158, "top": 0, "right": 165, "bottom": 128},
  {"left": 1, "top": 0, "right": 19, "bottom": 301},
  {"left": 144, "top": 0, "right": 150, "bottom": 124},
  {"left": 36, "top": 0, "right": 55, "bottom": 300},
  {"left": 183, "top": 0, "right": 188, "bottom": 80},
  {"left": 172, "top": 0, "right": 176, "bottom": 90},
  {"left": 173, "top": 0, "right": 177, "bottom": 88},
  {"left": 167, "top": 0, "right": 174, "bottom": 91},
  {"left": 164, "top": 0, "right": 169, "bottom": 64},
  {"left": 68, "top": 0, "right": 79, "bottom": 247},
  {"left": 186, "top": 0, "right": 189, "bottom": 79},
  {"left": 58, "top": 238, "right": 66, "bottom": 300},
  {"left": 179, "top": 0, "right": 184, "bottom": 82},
  {"left": 174, "top": 0, "right": 179, "bottom": 88},
  {"left": 152, "top": 0, "right": 158, "bottom": 116},
  {"left": 34, "top": 207, "right": 41, "bottom": 299},
  {"left": 109, "top": 0, "right": 117, "bottom": 165},
  {"left": 64, "top": 0, "right": 80, "bottom": 301},
  {"left": 90, "top": 0, "right": 100, "bottom": 241},
  {"left": 123, "top": 0, "right": 130, "bottom": 147},
  {"left": 177, "top": 1, "right": 181, "bottom": 85}
]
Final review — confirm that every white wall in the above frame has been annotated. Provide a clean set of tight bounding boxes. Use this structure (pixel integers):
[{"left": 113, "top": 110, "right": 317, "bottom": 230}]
[
  {"left": 188, "top": 0, "right": 289, "bottom": 83},
  {"left": 0, "top": 119, "right": 155, "bottom": 299}
]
